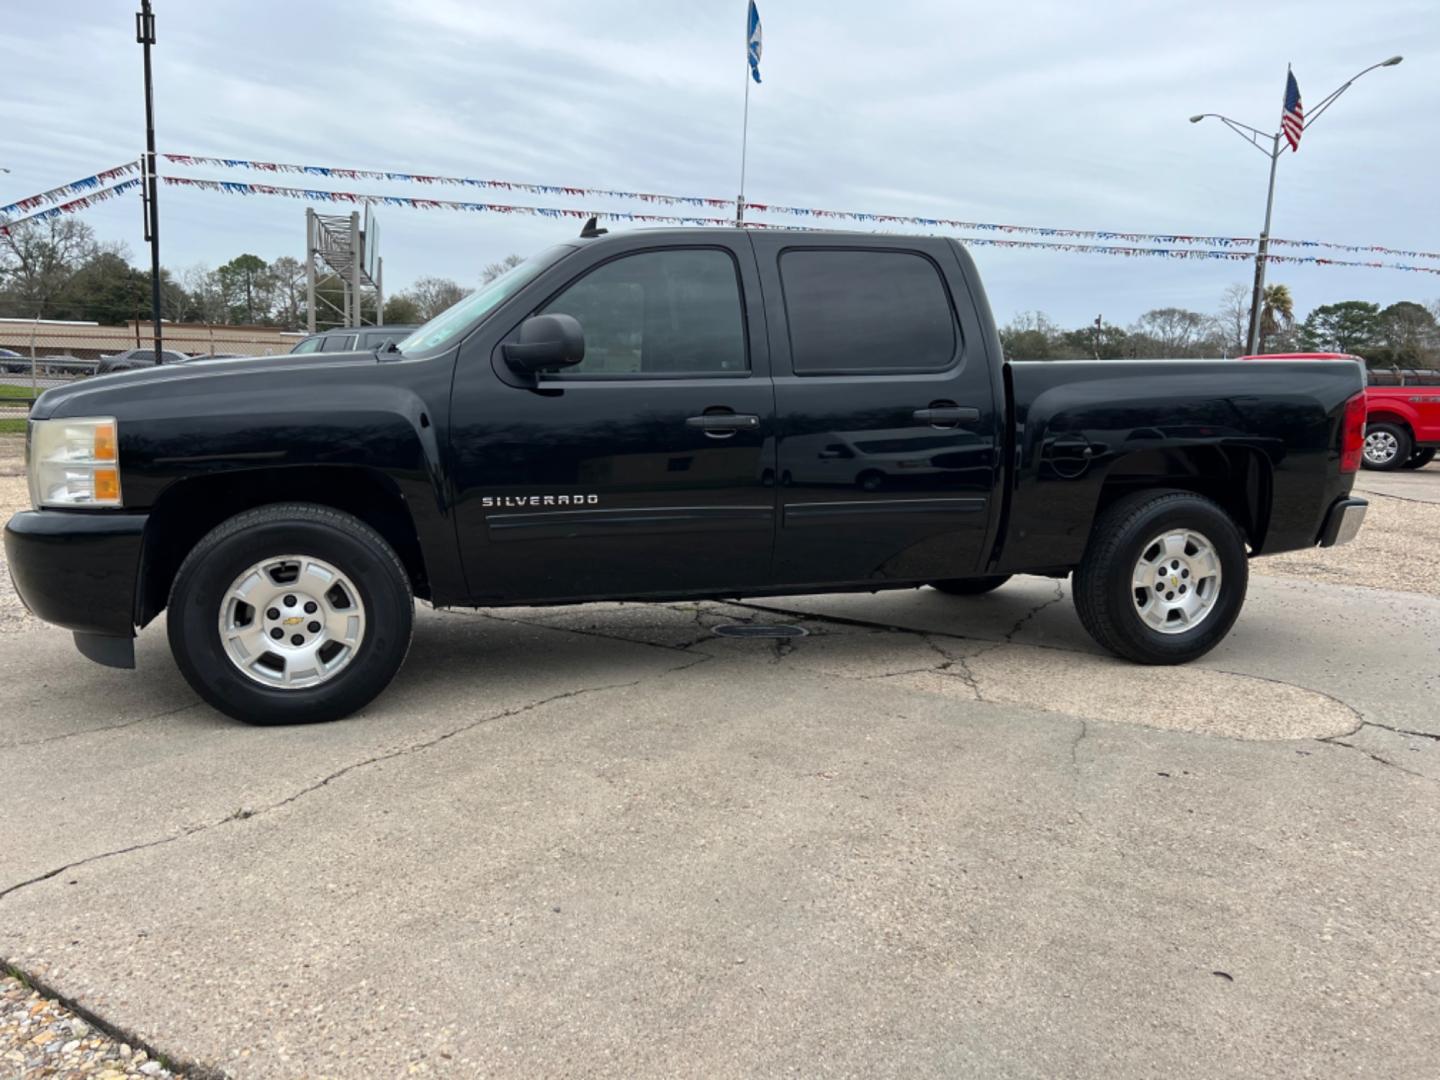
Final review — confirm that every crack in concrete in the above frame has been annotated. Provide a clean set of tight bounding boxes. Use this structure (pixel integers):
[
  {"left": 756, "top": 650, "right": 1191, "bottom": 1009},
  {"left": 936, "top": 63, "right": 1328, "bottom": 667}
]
[
  {"left": 1069, "top": 718, "right": 1089, "bottom": 772},
  {"left": 1316, "top": 736, "right": 1439, "bottom": 786},
  {"left": 0, "top": 673, "right": 663, "bottom": 904},
  {"left": 2, "top": 701, "right": 203, "bottom": 750}
]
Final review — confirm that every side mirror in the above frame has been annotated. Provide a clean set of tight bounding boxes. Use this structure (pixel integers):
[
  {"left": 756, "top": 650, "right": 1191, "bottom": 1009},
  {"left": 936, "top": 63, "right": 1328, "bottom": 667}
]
[{"left": 503, "top": 314, "right": 585, "bottom": 373}]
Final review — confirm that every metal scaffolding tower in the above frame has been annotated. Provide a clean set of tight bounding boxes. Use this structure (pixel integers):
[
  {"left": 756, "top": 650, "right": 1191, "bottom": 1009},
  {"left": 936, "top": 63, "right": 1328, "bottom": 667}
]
[{"left": 304, "top": 207, "right": 384, "bottom": 333}]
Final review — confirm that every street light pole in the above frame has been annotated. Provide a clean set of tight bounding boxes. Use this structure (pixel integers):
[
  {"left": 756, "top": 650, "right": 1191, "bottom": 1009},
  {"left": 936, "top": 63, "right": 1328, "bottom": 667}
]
[
  {"left": 1247, "top": 133, "right": 1282, "bottom": 357},
  {"left": 1190, "top": 55, "right": 1403, "bottom": 355},
  {"left": 136, "top": 0, "right": 164, "bottom": 364}
]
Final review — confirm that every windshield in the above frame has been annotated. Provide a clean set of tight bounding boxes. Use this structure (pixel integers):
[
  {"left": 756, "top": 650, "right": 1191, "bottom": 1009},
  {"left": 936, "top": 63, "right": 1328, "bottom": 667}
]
[{"left": 395, "top": 244, "right": 574, "bottom": 355}]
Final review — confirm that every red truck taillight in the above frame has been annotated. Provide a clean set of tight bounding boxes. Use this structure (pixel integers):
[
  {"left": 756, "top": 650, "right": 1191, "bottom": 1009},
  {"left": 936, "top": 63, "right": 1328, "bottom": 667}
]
[{"left": 1340, "top": 392, "right": 1367, "bottom": 473}]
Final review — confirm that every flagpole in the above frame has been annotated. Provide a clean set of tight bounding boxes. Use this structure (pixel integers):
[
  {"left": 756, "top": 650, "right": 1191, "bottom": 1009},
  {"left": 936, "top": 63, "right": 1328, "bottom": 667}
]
[{"left": 736, "top": 33, "right": 751, "bottom": 225}]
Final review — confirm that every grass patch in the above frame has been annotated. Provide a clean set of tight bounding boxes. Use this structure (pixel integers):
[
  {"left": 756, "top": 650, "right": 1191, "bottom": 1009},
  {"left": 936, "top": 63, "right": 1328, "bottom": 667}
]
[
  {"left": 0, "top": 419, "right": 28, "bottom": 434},
  {"left": 0, "top": 384, "right": 39, "bottom": 401}
]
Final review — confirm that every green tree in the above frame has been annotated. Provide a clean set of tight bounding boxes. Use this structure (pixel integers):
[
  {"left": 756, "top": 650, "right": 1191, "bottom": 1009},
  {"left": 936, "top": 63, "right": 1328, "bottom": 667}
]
[
  {"left": 999, "top": 311, "right": 1060, "bottom": 359},
  {"left": 1258, "top": 284, "right": 1295, "bottom": 353},
  {"left": 1376, "top": 301, "right": 1439, "bottom": 368},
  {"left": 217, "top": 253, "right": 271, "bottom": 324},
  {"left": 1298, "top": 301, "right": 1382, "bottom": 356},
  {"left": 383, "top": 294, "right": 423, "bottom": 324}
]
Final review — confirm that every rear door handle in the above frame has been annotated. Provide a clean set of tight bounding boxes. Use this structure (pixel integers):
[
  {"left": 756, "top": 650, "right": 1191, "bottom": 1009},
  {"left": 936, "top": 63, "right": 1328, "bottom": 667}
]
[
  {"left": 686, "top": 413, "right": 760, "bottom": 436},
  {"left": 913, "top": 406, "right": 979, "bottom": 428}
]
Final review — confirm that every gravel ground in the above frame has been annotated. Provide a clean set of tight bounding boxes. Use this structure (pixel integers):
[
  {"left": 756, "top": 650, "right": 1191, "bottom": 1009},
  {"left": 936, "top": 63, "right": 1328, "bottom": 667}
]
[
  {"left": 0, "top": 437, "right": 33, "bottom": 636},
  {"left": 1, "top": 977, "right": 181, "bottom": 1078}
]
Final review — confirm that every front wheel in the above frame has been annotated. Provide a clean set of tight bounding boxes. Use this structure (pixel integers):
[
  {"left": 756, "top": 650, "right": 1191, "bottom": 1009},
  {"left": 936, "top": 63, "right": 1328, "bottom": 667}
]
[
  {"left": 167, "top": 503, "right": 414, "bottom": 724},
  {"left": 1362, "top": 422, "right": 1411, "bottom": 471},
  {"left": 1073, "top": 491, "right": 1247, "bottom": 665}
]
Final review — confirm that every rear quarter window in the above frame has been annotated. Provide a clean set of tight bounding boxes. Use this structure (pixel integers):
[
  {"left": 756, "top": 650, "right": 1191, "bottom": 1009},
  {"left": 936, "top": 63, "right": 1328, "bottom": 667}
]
[{"left": 779, "top": 249, "right": 958, "bottom": 376}]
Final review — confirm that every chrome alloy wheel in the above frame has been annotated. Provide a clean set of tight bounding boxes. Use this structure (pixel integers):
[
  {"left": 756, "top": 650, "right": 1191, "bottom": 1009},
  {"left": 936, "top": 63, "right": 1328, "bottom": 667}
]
[
  {"left": 1364, "top": 430, "right": 1399, "bottom": 466},
  {"left": 1131, "top": 529, "right": 1223, "bottom": 635},
  {"left": 218, "top": 555, "right": 366, "bottom": 688}
]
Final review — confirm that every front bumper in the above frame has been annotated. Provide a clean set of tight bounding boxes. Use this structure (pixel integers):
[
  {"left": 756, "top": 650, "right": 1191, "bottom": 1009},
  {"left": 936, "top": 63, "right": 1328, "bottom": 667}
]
[
  {"left": 4, "top": 510, "right": 147, "bottom": 664},
  {"left": 1318, "top": 496, "right": 1367, "bottom": 548}
]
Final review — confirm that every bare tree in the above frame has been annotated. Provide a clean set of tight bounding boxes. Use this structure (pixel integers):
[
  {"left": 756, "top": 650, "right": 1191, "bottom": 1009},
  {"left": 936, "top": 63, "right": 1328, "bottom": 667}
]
[
  {"left": 0, "top": 217, "right": 101, "bottom": 313},
  {"left": 1132, "top": 307, "right": 1211, "bottom": 356},
  {"left": 1215, "top": 284, "right": 1250, "bottom": 357},
  {"left": 408, "top": 276, "right": 471, "bottom": 319},
  {"left": 481, "top": 254, "right": 525, "bottom": 284}
]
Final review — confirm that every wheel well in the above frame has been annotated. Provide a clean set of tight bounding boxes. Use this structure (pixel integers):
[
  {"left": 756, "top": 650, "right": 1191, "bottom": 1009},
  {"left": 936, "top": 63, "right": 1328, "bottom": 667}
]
[
  {"left": 1095, "top": 446, "right": 1270, "bottom": 551},
  {"left": 136, "top": 466, "right": 430, "bottom": 625},
  {"left": 1365, "top": 412, "right": 1413, "bottom": 436}
]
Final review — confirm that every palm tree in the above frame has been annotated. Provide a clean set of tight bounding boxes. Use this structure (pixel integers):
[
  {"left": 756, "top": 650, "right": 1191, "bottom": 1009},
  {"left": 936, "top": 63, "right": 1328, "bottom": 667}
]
[{"left": 1258, "top": 284, "right": 1295, "bottom": 353}]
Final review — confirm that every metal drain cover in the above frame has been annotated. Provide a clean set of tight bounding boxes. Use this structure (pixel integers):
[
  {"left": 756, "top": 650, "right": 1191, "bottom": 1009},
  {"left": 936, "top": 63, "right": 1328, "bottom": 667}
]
[{"left": 712, "top": 623, "right": 809, "bottom": 639}]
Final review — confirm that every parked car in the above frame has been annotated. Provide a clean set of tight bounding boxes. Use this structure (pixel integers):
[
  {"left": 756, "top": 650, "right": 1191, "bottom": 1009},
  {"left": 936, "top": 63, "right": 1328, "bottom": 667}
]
[
  {"left": 288, "top": 326, "right": 416, "bottom": 354},
  {"left": 1240, "top": 352, "right": 1440, "bottom": 469},
  {"left": 95, "top": 348, "right": 191, "bottom": 374},
  {"left": 7, "top": 229, "right": 1368, "bottom": 724},
  {"left": 0, "top": 348, "right": 27, "bottom": 374}
]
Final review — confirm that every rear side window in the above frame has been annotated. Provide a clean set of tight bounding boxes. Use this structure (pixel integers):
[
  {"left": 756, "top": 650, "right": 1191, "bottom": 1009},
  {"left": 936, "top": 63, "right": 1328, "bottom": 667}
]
[
  {"left": 540, "top": 248, "right": 747, "bottom": 376},
  {"left": 780, "top": 249, "right": 958, "bottom": 375},
  {"left": 131, "top": 350, "right": 155, "bottom": 362},
  {"left": 321, "top": 334, "right": 356, "bottom": 352}
]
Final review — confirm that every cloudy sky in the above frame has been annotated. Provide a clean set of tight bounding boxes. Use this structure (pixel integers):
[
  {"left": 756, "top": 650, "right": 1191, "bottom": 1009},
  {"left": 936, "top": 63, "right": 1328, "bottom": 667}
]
[{"left": 5, "top": 0, "right": 1437, "bottom": 329}]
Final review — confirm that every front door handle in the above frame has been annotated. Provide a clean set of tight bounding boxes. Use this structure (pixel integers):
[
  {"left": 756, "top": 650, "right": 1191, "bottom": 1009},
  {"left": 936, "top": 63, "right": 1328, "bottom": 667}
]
[
  {"left": 913, "top": 405, "right": 980, "bottom": 428},
  {"left": 686, "top": 413, "right": 760, "bottom": 437}
]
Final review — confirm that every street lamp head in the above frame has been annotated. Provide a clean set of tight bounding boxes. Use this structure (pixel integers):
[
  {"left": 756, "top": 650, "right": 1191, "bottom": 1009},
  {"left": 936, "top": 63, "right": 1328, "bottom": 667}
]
[
  {"left": 1189, "top": 114, "right": 1205, "bottom": 123},
  {"left": 1382, "top": 55, "right": 1403, "bottom": 66}
]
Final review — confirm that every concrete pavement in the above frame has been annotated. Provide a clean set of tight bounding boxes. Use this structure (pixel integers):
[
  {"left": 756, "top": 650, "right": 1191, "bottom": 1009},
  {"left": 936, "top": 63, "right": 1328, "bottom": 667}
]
[{"left": 2, "top": 564, "right": 1438, "bottom": 1078}]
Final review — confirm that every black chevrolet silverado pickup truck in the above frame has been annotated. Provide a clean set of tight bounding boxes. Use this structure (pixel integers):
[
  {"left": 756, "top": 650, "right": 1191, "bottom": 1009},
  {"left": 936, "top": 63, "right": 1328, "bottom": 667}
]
[{"left": 5, "top": 228, "right": 1369, "bottom": 723}]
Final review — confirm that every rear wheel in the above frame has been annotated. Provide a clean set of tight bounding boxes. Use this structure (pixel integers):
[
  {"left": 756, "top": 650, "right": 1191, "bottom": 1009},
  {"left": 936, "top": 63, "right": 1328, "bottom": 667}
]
[
  {"left": 167, "top": 503, "right": 413, "bottom": 724},
  {"left": 1402, "top": 447, "right": 1436, "bottom": 470},
  {"left": 1362, "top": 422, "right": 1411, "bottom": 471},
  {"left": 929, "top": 575, "right": 1012, "bottom": 596},
  {"left": 1073, "top": 490, "right": 1247, "bottom": 665}
]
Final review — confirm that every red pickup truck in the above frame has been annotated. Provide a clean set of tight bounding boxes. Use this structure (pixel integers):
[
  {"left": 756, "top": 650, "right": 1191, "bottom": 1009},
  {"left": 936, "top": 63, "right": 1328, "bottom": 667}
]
[{"left": 1240, "top": 353, "right": 1440, "bottom": 470}]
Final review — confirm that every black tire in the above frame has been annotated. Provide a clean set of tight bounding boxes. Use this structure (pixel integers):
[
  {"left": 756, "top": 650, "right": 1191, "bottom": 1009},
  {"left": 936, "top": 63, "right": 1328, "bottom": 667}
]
[
  {"left": 1361, "top": 421, "right": 1412, "bottom": 471},
  {"left": 929, "top": 575, "right": 1012, "bottom": 596},
  {"left": 1402, "top": 447, "right": 1436, "bottom": 470},
  {"left": 167, "top": 503, "right": 413, "bottom": 725},
  {"left": 858, "top": 470, "right": 885, "bottom": 492},
  {"left": 1073, "top": 490, "right": 1247, "bottom": 665}
]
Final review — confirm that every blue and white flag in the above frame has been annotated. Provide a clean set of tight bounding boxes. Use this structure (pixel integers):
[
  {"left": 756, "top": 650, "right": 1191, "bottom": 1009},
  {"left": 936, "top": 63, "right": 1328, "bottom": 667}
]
[{"left": 747, "top": 1, "right": 763, "bottom": 83}]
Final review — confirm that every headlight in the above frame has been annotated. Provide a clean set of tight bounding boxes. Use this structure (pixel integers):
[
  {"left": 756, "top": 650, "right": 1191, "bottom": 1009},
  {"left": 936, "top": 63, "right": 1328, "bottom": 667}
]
[{"left": 28, "top": 417, "right": 123, "bottom": 508}]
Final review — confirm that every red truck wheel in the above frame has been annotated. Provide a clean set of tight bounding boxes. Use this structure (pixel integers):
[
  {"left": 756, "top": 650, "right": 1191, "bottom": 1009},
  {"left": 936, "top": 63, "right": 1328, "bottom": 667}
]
[{"left": 1362, "top": 422, "right": 1412, "bottom": 471}]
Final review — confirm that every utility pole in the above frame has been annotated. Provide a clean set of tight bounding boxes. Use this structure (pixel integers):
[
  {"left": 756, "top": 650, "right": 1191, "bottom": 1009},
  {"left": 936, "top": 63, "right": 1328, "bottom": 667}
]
[
  {"left": 136, "top": 1, "right": 164, "bottom": 362},
  {"left": 1093, "top": 315, "right": 1103, "bottom": 360}
]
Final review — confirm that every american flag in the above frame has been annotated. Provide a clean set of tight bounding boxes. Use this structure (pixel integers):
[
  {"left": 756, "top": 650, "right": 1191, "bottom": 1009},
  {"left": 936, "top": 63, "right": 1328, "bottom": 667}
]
[{"left": 1281, "top": 71, "right": 1304, "bottom": 151}]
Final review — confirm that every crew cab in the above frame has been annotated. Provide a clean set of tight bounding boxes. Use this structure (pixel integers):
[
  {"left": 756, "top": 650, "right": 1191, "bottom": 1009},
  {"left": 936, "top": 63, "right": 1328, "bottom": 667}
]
[
  {"left": 1240, "top": 352, "right": 1440, "bottom": 470},
  {"left": 5, "top": 229, "right": 1369, "bottom": 724}
]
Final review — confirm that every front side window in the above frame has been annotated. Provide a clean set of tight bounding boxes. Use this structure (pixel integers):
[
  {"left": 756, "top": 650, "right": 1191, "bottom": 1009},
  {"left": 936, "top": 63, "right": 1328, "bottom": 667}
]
[
  {"left": 780, "top": 249, "right": 958, "bottom": 375},
  {"left": 291, "top": 338, "right": 323, "bottom": 354},
  {"left": 540, "top": 248, "right": 747, "bottom": 376}
]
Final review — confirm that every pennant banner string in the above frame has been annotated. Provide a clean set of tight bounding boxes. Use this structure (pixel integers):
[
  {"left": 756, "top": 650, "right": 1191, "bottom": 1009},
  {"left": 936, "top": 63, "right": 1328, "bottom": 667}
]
[
  {"left": 0, "top": 177, "right": 144, "bottom": 236},
  {"left": 165, "top": 152, "right": 1440, "bottom": 262},
  {"left": 164, "top": 153, "right": 734, "bottom": 210},
  {"left": 159, "top": 175, "right": 1440, "bottom": 275},
  {"left": 0, "top": 161, "right": 142, "bottom": 220}
]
